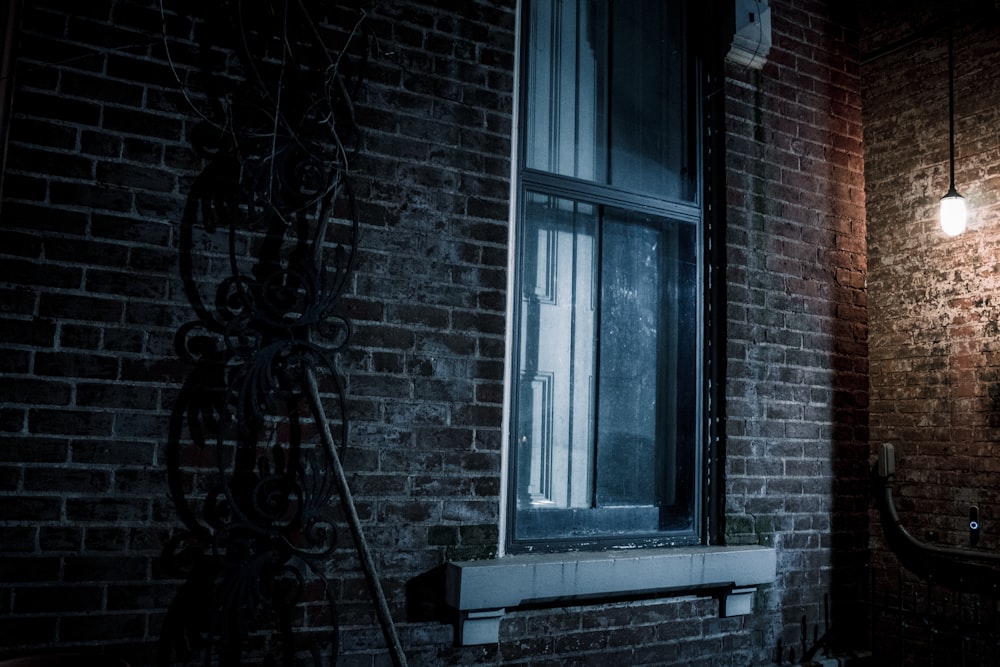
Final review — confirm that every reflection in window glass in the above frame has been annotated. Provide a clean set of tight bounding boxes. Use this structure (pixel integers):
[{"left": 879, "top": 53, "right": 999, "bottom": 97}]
[
  {"left": 596, "top": 210, "right": 698, "bottom": 532},
  {"left": 524, "top": 0, "right": 694, "bottom": 201},
  {"left": 514, "top": 192, "right": 699, "bottom": 542},
  {"left": 511, "top": 0, "right": 704, "bottom": 551},
  {"left": 516, "top": 192, "right": 597, "bottom": 514}
]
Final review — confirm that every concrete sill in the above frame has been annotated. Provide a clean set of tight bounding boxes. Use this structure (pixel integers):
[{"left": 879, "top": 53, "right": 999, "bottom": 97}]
[{"left": 444, "top": 544, "right": 777, "bottom": 645}]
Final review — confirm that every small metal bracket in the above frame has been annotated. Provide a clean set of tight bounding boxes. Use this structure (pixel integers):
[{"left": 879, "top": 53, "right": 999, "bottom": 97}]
[
  {"left": 721, "top": 587, "right": 758, "bottom": 617},
  {"left": 456, "top": 608, "right": 506, "bottom": 646}
]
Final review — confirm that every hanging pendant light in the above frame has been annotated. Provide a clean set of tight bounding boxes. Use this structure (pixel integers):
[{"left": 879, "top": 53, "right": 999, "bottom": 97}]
[{"left": 940, "top": 23, "right": 966, "bottom": 236}]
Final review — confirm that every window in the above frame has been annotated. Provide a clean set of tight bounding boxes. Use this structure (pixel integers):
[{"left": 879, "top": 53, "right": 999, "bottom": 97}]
[{"left": 508, "top": 0, "right": 716, "bottom": 552}]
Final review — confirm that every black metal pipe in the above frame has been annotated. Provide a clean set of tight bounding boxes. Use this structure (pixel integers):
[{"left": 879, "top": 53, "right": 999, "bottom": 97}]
[{"left": 877, "top": 443, "right": 1000, "bottom": 566}]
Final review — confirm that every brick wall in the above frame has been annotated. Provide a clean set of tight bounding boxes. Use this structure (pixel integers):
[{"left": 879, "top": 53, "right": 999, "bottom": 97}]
[
  {"left": 866, "top": 4, "right": 1000, "bottom": 548},
  {"left": 1, "top": 0, "right": 190, "bottom": 655},
  {"left": 0, "top": 0, "right": 868, "bottom": 665},
  {"left": 863, "top": 2, "right": 1000, "bottom": 662},
  {"left": 725, "top": 0, "right": 869, "bottom": 660}
]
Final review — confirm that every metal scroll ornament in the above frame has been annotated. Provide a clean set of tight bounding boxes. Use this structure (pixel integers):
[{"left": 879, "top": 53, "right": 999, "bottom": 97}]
[{"left": 156, "top": 2, "right": 404, "bottom": 665}]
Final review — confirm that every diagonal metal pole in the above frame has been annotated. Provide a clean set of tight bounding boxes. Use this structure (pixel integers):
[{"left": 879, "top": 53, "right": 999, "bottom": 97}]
[{"left": 305, "top": 368, "right": 408, "bottom": 667}]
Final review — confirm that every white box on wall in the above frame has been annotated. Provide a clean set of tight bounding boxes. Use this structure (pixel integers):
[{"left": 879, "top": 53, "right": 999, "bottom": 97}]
[{"left": 728, "top": 0, "right": 772, "bottom": 70}]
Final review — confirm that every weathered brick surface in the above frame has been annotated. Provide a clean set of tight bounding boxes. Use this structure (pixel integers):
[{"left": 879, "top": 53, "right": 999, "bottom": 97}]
[
  {"left": 0, "top": 0, "right": 870, "bottom": 665},
  {"left": 724, "top": 0, "right": 869, "bottom": 660},
  {"left": 866, "top": 6, "right": 1000, "bottom": 539},
  {"left": 863, "top": 2, "right": 1000, "bottom": 663}
]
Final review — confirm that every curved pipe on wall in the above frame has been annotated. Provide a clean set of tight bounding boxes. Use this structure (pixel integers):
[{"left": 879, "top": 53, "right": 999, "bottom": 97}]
[{"left": 876, "top": 443, "right": 1000, "bottom": 586}]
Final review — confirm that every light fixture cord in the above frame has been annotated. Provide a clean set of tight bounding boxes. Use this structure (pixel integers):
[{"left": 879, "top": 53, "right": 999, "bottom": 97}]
[{"left": 948, "top": 21, "right": 956, "bottom": 189}]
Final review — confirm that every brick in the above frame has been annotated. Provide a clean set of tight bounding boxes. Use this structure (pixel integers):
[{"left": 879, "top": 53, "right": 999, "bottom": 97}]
[
  {"left": 62, "top": 555, "right": 149, "bottom": 584},
  {"left": 38, "top": 526, "right": 83, "bottom": 551},
  {"left": 2, "top": 202, "right": 89, "bottom": 234},
  {"left": 412, "top": 378, "right": 474, "bottom": 403},
  {"left": 58, "top": 323, "right": 103, "bottom": 350},
  {"left": 163, "top": 143, "right": 200, "bottom": 170},
  {"left": 12, "top": 585, "right": 105, "bottom": 613},
  {"left": 390, "top": 303, "right": 449, "bottom": 328},
  {"left": 84, "top": 527, "right": 130, "bottom": 551},
  {"left": 13, "top": 90, "right": 102, "bottom": 126},
  {"left": 0, "top": 317, "right": 58, "bottom": 346},
  {"left": 70, "top": 440, "right": 155, "bottom": 466},
  {"left": 103, "top": 107, "right": 183, "bottom": 140},
  {"left": 76, "top": 382, "right": 158, "bottom": 410},
  {"left": 0, "top": 526, "right": 36, "bottom": 552},
  {"left": 426, "top": 525, "right": 459, "bottom": 547},
  {"left": 1, "top": 436, "right": 69, "bottom": 463},
  {"left": 352, "top": 323, "right": 416, "bottom": 350},
  {"left": 96, "top": 161, "right": 178, "bottom": 194},
  {"left": 113, "top": 411, "right": 171, "bottom": 440},
  {"left": 106, "top": 583, "right": 177, "bottom": 611},
  {"left": 0, "top": 259, "right": 83, "bottom": 291},
  {"left": 81, "top": 130, "right": 124, "bottom": 158},
  {"left": 123, "top": 137, "right": 165, "bottom": 165},
  {"left": 50, "top": 180, "right": 134, "bottom": 211},
  {"left": 102, "top": 327, "right": 147, "bottom": 354},
  {"left": 0, "top": 231, "right": 43, "bottom": 260},
  {"left": 372, "top": 351, "right": 404, "bottom": 373},
  {"left": 5, "top": 119, "right": 78, "bottom": 151},
  {"left": 60, "top": 69, "right": 145, "bottom": 106},
  {"left": 60, "top": 612, "right": 147, "bottom": 642},
  {"left": 3, "top": 404, "right": 26, "bottom": 431},
  {"left": 23, "top": 467, "right": 112, "bottom": 494},
  {"left": 34, "top": 350, "right": 119, "bottom": 379},
  {"left": 127, "top": 526, "right": 168, "bottom": 555},
  {"left": 0, "top": 555, "right": 62, "bottom": 586},
  {"left": 85, "top": 268, "right": 169, "bottom": 299},
  {"left": 133, "top": 191, "right": 185, "bottom": 219},
  {"left": 44, "top": 237, "right": 130, "bottom": 268},
  {"left": 0, "top": 379, "right": 72, "bottom": 406},
  {"left": 28, "top": 409, "right": 115, "bottom": 437},
  {"left": 127, "top": 246, "right": 177, "bottom": 273},
  {"left": 0, "top": 616, "right": 58, "bottom": 646}
]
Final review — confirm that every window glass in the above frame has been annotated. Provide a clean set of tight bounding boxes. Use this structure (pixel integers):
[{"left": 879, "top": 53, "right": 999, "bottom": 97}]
[
  {"left": 516, "top": 192, "right": 597, "bottom": 516},
  {"left": 511, "top": 0, "right": 704, "bottom": 551},
  {"left": 595, "top": 210, "right": 698, "bottom": 524},
  {"left": 514, "top": 193, "right": 700, "bottom": 543},
  {"left": 524, "top": 0, "right": 695, "bottom": 201}
]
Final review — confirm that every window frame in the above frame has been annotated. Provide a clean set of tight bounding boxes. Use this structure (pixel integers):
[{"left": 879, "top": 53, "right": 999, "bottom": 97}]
[{"left": 504, "top": 0, "right": 725, "bottom": 555}]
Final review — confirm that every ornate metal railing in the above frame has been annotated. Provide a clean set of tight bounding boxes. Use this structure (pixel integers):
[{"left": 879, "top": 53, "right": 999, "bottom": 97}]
[{"left": 156, "top": 2, "right": 406, "bottom": 665}]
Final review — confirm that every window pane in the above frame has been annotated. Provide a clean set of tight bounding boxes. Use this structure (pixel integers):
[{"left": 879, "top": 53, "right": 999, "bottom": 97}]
[
  {"left": 515, "top": 191, "right": 598, "bottom": 515},
  {"left": 513, "top": 192, "right": 700, "bottom": 542},
  {"left": 609, "top": 2, "right": 693, "bottom": 200},
  {"left": 524, "top": 0, "right": 607, "bottom": 182},
  {"left": 524, "top": 0, "right": 694, "bottom": 201},
  {"left": 596, "top": 210, "right": 698, "bottom": 532}
]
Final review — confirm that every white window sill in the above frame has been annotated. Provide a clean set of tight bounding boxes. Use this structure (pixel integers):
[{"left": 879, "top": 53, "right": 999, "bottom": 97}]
[{"left": 444, "top": 544, "right": 777, "bottom": 645}]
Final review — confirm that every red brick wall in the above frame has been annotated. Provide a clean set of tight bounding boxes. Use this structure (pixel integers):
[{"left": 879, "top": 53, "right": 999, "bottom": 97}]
[
  {"left": 864, "top": 2, "right": 1000, "bottom": 661},
  {"left": 866, "top": 4, "right": 1000, "bottom": 546},
  {"left": 0, "top": 0, "right": 869, "bottom": 664}
]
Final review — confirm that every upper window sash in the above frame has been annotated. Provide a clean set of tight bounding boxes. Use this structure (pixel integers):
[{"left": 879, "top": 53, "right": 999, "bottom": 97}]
[{"left": 522, "top": 0, "right": 698, "bottom": 204}]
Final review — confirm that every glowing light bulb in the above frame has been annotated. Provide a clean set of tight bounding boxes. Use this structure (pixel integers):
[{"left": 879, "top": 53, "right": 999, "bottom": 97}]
[{"left": 940, "top": 188, "right": 966, "bottom": 236}]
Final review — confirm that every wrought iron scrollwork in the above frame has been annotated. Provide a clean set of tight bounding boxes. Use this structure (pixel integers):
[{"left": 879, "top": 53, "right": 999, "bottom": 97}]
[{"left": 158, "top": 2, "right": 404, "bottom": 665}]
